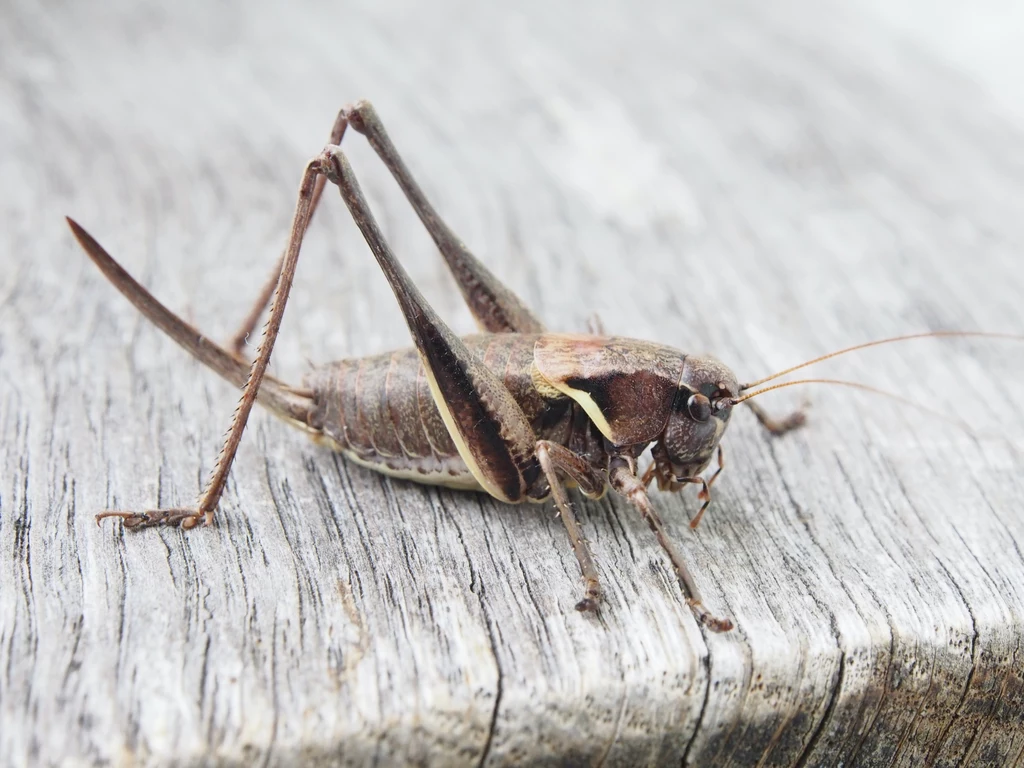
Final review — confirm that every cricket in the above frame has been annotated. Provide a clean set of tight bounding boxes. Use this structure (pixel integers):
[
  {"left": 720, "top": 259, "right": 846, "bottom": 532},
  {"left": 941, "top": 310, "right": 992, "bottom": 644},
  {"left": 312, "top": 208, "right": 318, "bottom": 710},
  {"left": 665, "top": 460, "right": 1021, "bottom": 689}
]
[{"left": 67, "top": 101, "right": 1020, "bottom": 633}]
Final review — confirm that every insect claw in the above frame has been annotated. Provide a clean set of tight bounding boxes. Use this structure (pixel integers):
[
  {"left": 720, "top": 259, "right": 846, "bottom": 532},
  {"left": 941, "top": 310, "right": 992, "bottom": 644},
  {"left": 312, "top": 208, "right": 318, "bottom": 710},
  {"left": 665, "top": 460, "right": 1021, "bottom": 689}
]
[
  {"left": 575, "top": 597, "right": 600, "bottom": 613},
  {"left": 575, "top": 580, "right": 603, "bottom": 613},
  {"left": 95, "top": 510, "right": 146, "bottom": 527},
  {"left": 704, "top": 615, "right": 735, "bottom": 633},
  {"left": 776, "top": 410, "right": 808, "bottom": 434},
  {"left": 94, "top": 508, "right": 205, "bottom": 530},
  {"left": 687, "top": 599, "right": 734, "bottom": 633}
]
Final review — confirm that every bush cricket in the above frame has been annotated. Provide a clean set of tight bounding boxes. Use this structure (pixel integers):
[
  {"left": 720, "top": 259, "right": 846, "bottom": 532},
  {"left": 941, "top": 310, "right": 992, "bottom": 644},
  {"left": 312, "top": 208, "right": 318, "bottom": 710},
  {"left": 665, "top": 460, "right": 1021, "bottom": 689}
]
[{"left": 67, "top": 101, "right": 1021, "bottom": 632}]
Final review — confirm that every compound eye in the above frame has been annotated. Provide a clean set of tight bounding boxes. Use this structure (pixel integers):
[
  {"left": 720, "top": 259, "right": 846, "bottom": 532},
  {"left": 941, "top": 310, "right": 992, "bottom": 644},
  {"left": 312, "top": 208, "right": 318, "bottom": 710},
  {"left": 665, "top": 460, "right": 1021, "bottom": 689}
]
[{"left": 687, "top": 393, "right": 712, "bottom": 422}]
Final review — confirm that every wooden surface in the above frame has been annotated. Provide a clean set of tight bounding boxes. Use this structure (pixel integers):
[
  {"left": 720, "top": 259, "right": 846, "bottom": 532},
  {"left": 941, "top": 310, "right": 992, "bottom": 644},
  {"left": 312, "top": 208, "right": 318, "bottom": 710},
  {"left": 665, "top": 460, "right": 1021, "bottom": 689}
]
[{"left": 3, "top": 0, "right": 1024, "bottom": 765}]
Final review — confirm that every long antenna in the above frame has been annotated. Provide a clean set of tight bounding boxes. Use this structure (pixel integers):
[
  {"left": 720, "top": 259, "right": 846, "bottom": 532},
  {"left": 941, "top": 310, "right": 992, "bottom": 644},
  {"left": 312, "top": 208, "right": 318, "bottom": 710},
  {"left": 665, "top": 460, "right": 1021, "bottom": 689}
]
[
  {"left": 728, "top": 377, "right": 981, "bottom": 438},
  {"left": 740, "top": 332, "right": 1024, "bottom": 391}
]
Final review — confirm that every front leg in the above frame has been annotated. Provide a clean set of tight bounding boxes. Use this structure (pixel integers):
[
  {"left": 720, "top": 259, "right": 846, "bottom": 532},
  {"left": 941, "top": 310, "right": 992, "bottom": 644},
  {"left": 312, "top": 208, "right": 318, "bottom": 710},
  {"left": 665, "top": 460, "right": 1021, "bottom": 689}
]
[
  {"left": 537, "top": 441, "right": 603, "bottom": 612},
  {"left": 746, "top": 400, "right": 807, "bottom": 437},
  {"left": 610, "top": 456, "right": 733, "bottom": 632}
]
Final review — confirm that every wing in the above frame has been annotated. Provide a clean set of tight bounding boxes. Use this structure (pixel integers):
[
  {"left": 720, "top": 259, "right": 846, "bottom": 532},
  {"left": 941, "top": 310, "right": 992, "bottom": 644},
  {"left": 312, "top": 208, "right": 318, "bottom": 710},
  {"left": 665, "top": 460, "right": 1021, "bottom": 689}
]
[{"left": 533, "top": 335, "right": 685, "bottom": 446}]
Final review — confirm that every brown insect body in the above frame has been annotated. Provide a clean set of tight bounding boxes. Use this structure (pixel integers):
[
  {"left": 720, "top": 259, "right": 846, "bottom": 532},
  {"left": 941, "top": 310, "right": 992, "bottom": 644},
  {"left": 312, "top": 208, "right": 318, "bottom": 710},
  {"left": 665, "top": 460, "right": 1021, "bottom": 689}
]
[
  {"left": 303, "top": 333, "right": 736, "bottom": 502},
  {"left": 307, "top": 333, "right": 564, "bottom": 493},
  {"left": 63, "top": 98, "right": 782, "bottom": 632},
  {"left": 70, "top": 100, "right": 1015, "bottom": 632}
]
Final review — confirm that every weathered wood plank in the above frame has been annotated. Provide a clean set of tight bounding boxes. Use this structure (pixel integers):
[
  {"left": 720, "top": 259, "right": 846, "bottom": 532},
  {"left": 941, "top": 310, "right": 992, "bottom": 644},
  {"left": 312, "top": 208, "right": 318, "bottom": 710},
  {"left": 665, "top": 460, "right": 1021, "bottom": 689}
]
[{"left": 2, "top": 0, "right": 1024, "bottom": 765}]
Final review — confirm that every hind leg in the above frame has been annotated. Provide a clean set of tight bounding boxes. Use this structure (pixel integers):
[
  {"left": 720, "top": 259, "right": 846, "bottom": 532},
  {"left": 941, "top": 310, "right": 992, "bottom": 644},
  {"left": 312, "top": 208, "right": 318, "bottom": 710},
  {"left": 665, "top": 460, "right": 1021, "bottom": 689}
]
[
  {"left": 341, "top": 101, "right": 544, "bottom": 334},
  {"left": 69, "top": 157, "right": 323, "bottom": 529},
  {"left": 230, "top": 101, "right": 545, "bottom": 359},
  {"left": 317, "top": 145, "right": 610, "bottom": 610},
  {"left": 228, "top": 110, "right": 350, "bottom": 357}
]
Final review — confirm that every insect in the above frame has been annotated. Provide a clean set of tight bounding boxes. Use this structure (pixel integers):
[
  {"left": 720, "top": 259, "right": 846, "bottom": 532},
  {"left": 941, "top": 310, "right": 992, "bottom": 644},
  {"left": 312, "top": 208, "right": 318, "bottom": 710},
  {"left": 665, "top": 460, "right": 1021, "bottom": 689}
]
[{"left": 67, "top": 101, "right": 1020, "bottom": 632}]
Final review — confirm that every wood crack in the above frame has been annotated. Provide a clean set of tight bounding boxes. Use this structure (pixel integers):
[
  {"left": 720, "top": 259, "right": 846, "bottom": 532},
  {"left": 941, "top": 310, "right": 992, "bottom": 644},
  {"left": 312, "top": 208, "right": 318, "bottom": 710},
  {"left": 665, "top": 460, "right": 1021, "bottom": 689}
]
[
  {"left": 794, "top": 648, "right": 847, "bottom": 767},
  {"left": 926, "top": 558, "right": 981, "bottom": 764},
  {"left": 468, "top": 502, "right": 504, "bottom": 768},
  {"left": 679, "top": 644, "right": 713, "bottom": 767}
]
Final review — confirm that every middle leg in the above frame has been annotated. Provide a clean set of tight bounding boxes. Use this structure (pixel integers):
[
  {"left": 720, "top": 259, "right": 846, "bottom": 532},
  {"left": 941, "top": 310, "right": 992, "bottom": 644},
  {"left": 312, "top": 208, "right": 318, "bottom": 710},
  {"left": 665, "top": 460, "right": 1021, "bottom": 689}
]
[{"left": 537, "top": 441, "right": 603, "bottom": 612}]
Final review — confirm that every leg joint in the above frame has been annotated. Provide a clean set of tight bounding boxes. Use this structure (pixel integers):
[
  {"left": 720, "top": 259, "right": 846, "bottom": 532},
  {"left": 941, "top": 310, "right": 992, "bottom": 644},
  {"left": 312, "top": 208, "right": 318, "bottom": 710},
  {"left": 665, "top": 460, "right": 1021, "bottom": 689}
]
[
  {"left": 343, "top": 99, "right": 377, "bottom": 134},
  {"left": 312, "top": 146, "right": 349, "bottom": 185}
]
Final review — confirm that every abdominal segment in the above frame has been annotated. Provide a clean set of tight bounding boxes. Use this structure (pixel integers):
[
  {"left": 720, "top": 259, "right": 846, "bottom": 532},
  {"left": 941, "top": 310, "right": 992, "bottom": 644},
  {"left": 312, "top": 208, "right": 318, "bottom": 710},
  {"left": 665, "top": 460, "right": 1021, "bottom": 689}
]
[{"left": 304, "top": 334, "right": 565, "bottom": 493}]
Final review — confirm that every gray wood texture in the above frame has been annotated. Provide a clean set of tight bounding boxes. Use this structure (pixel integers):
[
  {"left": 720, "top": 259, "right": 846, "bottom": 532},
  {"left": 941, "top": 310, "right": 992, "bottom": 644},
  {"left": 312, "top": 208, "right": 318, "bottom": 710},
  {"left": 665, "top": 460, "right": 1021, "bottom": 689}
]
[{"left": 3, "top": 0, "right": 1024, "bottom": 765}]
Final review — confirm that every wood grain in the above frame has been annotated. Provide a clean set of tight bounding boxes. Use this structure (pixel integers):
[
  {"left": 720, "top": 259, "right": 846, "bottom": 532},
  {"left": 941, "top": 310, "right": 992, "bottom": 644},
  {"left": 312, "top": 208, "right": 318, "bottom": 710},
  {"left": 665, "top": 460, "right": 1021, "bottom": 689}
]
[{"left": 2, "top": 0, "right": 1024, "bottom": 765}]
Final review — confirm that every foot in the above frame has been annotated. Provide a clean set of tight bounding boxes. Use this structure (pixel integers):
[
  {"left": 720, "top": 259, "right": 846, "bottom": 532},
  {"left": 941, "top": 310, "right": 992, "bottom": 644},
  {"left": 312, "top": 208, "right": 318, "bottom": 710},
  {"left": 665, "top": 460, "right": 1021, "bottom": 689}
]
[
  {"left": 762, "top": 410, "right": 807, "bottom": 436},
  {"left": 747, "top": 400, "right": 809, "bottom": 437},
  {"left": 95, "top": 508, "right": 206, "bottom": 530},
  {"left": 575, "top": 581, "right": 603, "bottom": 612},
  {"left": 688, "top": 599, "right": 734, "bottom": 633}
]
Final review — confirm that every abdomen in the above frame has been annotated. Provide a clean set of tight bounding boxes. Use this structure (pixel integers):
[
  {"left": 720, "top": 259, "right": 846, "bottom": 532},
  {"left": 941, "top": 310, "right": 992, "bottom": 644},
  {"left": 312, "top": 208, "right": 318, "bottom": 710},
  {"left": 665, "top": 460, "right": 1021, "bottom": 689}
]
[{"left": 304, "top": 334, "right": 564, "bottom": 491}]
